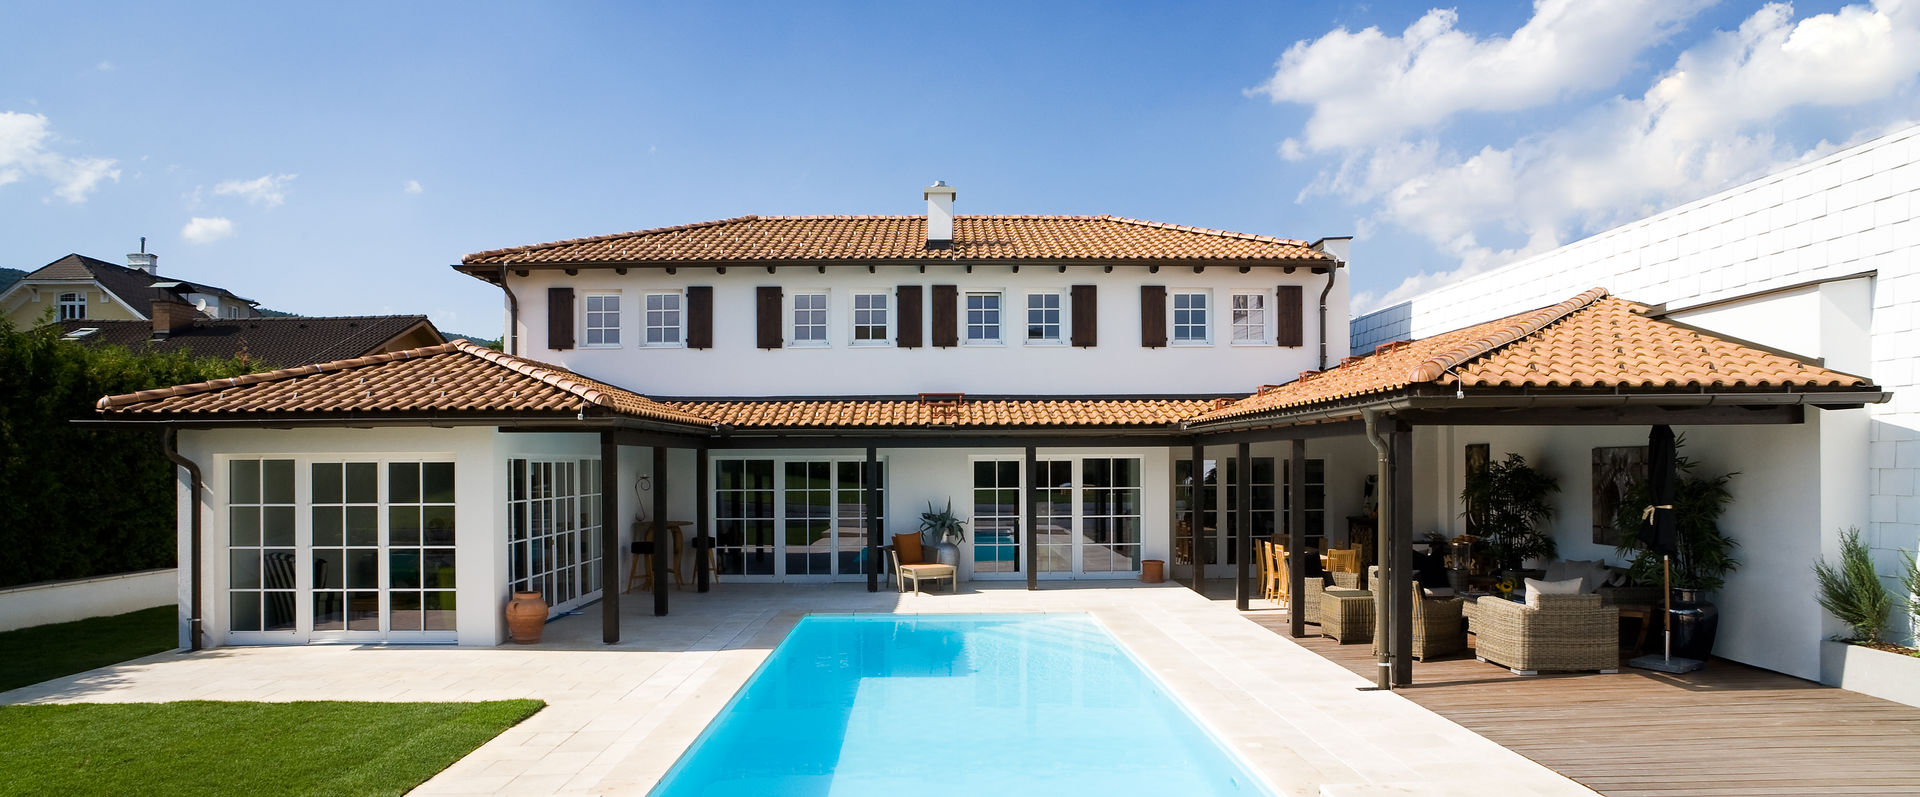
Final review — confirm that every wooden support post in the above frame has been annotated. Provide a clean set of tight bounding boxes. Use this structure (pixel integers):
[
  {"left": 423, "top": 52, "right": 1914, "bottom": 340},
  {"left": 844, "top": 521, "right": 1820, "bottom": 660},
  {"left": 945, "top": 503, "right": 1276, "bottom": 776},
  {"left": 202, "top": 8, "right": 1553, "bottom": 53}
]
[
  {"left": 1392, "top": 427, "right": 1414, "bottom": 686},
  {"left": 1236, "top": 441, "right": 1252, "bottom": 611},
  {"left": 1288, "top": 439, "right": 1307, "bottom": 638},
  {"left": 695, "top": 447, "right": 710, "bottom": 594},
  {"left": 1190, "top": 440, "right": 1206, "bottom": 596},
  {"left": 600, "top": 432, "right": 620, "bottom": 644},
  {"left": 652, "top": 446, "right": 670, "bottom": 617},
  {"left": 866, "top": 446, "right": 881, "bottom": 593},
  {"left": 1025, "top": 445, "right": 1038, "bottom": 591}
]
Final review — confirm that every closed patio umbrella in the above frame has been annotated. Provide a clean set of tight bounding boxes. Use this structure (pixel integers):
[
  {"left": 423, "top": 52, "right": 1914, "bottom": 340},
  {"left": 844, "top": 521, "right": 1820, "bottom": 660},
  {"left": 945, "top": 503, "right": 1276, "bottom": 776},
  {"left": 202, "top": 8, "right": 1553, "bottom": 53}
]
[{"left": 1630, "top": 424, "right": 1701, "bottom": 673}]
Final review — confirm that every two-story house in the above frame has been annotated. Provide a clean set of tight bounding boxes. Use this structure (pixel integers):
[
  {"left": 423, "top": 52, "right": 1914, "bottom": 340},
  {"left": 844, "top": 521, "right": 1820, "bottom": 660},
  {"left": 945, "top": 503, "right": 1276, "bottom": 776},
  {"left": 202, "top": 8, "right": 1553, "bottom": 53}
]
[
  {"left": 94, "top": 182, "right": 1883, "bottom": 669},
  {"left": 1, "top": 246, "right": 260, "bottom": 328},
  {"left": 95, "top": 184, "right": 1362, "bottom": 648}
]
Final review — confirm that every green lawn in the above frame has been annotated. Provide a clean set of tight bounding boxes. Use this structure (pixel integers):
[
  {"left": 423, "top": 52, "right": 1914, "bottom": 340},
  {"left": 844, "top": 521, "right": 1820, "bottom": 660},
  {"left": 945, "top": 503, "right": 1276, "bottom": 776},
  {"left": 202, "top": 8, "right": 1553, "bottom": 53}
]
[
  {"left": 0, "top": 605, "right": 177, "bottom": 693},
  {"left": 0, "top": 700, "right": 544, "bottom": 796}
]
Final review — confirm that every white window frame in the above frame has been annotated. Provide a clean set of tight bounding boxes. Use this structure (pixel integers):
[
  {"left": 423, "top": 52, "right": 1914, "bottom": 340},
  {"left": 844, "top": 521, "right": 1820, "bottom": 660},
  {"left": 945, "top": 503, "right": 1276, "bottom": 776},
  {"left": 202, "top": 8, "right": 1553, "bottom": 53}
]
[
  {"left": 790, "top": 290, "right": 830, "bottom": 348},
  {"left": 849, "top": 291, "right": 893, "bottom": 346},
  {"left": 641, "top": 290, "right": 685, "bottom": 348},
  {"left": 964, "top": 290, "right": 1004, "bottom": 346},
  {"left": 1170, "top": 289, "right": 1212, "bottom": 346},
  {"left": 1229, "top": 290, "right": 1268, "bottom": 345},
  {"left": 57, "top": 292, "right": 86, "bottom": 321},
  {"left": 582, "top": 292, "right": 622, "bottom": 348},
  {"left": 1024, "top": 290, "right": 1066, "bottom": 345}
]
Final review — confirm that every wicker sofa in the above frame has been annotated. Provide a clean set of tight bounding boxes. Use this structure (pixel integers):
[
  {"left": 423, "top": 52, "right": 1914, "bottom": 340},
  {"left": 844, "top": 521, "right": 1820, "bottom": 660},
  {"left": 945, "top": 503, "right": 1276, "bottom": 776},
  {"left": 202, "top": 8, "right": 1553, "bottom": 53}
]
[{"left": 1468, "top": 593, "right": 1619, "bottom": 675}]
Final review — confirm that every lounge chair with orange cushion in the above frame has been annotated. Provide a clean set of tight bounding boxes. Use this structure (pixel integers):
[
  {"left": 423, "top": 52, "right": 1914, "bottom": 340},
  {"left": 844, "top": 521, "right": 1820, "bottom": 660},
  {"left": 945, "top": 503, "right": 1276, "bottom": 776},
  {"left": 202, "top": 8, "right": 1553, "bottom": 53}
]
[{"left": 888, "top": 532, "right": 956, "bottom": 594}]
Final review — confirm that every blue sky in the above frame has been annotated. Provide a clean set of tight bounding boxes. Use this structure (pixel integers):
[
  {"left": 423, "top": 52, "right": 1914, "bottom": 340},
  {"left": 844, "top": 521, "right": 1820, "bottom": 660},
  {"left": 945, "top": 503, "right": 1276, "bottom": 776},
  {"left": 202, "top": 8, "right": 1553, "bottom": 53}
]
[{"left": 3, "top": 1, "right": 1913, "bottom": 336}]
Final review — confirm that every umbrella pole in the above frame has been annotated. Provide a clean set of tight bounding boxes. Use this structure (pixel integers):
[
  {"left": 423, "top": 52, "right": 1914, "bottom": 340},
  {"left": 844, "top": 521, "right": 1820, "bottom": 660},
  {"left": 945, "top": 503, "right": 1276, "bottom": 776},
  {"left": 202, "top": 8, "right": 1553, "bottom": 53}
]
[{"left": 1663, "top": 554, "right": 1672, "bottom": 663}]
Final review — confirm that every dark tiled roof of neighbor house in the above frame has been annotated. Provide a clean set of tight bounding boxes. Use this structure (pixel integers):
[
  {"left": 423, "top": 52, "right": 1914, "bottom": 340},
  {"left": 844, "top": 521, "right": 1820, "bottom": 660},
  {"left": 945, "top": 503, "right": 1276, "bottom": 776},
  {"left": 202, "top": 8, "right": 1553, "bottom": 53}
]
[
  {"left": 26, "top": 253, "right": 252, "bottom": 309},
  {"left": 57, "top": 316, "right": 443, "bottom": 368},
  {"left": 96, "top": 339, "right": 717, "bottom": 428},
  {"left": 459, "top": 215, "right": 1335, "bottom": 268}
]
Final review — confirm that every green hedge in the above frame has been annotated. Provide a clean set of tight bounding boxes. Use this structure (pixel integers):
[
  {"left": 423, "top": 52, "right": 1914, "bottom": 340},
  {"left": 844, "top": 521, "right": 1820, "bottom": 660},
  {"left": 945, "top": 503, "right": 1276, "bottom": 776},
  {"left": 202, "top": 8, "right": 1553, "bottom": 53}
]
[{"left": 0, "top": 320, "right": 257, "bottom": 588}]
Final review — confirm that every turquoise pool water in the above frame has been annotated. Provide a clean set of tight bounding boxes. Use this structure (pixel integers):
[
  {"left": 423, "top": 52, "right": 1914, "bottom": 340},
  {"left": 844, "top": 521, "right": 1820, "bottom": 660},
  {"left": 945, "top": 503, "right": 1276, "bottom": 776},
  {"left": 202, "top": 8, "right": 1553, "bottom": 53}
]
[{"left": 649, "top": 613, "right": 1274, "bottom": 796}]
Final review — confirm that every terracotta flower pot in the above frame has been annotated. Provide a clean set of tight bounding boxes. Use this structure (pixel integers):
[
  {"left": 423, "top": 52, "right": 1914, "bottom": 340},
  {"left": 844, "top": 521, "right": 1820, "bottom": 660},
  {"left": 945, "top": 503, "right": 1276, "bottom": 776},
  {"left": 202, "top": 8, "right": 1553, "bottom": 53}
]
[{"left": 505, "top": 590, "right": 548, "bottom": 644}]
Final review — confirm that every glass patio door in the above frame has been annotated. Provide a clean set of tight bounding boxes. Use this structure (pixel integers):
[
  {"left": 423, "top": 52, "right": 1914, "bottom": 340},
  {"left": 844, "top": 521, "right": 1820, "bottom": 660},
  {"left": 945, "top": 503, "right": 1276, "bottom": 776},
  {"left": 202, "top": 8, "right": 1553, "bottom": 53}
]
[
  {"left": 972, "top": 457, "right": 1143, "bottom": 579},
  {"left": 714, "top": 458, "right": 883, "bottom": 581},
  {"left": 508, "top": 458, "right": 603, "bottom": 615}
]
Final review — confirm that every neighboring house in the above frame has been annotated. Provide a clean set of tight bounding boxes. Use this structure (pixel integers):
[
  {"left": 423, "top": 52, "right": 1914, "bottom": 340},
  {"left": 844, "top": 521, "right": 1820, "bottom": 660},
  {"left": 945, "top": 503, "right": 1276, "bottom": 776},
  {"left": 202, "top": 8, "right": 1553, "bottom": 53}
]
[
  {"left": 0, "top": 249, "right": 259, "bottom": 328},
  {"left": 55, "top": 315, "right": 446, "bottom": 368},
  {"left": 91, "top": 181, "right": 1882, "bottom": 696},
  {"left": 1345, "top": 123, "right": 1920, "bottom": 677}
]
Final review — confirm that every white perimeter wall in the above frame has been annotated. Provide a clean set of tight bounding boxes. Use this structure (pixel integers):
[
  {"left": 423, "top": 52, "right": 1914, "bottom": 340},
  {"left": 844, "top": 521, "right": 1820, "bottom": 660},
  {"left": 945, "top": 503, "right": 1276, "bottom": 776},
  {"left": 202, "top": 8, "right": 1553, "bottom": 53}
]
[
  {"left": 0, "top": 568, "right": 175, "bottom": 633},
  {"left": 506, "top": 264, "right": 1349, "bottom": 397},
  {"left": 1352, "top": 123, "right": 1920, "bottom": 646}
]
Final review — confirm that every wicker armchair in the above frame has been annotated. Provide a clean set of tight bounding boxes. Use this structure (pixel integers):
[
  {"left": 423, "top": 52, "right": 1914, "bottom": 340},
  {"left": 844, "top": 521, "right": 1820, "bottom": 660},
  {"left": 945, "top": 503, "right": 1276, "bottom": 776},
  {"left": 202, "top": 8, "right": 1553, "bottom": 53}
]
[
  {"left": 1410, "top": 581, "right": 1465, "bottom": 661},
  {"left": 1470, "top": 593, "right": 1619, "bottom": 675}
]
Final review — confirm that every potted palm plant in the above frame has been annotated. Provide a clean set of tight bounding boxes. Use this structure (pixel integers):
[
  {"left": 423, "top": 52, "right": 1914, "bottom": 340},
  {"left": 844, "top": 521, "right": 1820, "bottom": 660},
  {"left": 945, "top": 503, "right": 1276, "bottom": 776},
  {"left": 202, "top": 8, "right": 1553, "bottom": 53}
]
[
  {"left": 1612, "top": 440, "right": 1737, "bottom": 659},
  {"left": 1460, "top": 453, "right": 1559, "bottom": 577},
  {"left": 920, "top": 499, "right": 967, "bottom": 568}
]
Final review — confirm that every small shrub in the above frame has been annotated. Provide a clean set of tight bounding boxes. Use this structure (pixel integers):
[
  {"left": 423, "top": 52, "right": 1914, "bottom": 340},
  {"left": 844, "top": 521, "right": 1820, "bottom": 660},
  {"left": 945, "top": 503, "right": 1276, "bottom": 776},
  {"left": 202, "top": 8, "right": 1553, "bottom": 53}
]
[
  {"left": 1902, "top": 549, "right": 1920, "bottom": 627},
  {"left": 1814, "top": 527, "right": 1891, "bottom": 645}
]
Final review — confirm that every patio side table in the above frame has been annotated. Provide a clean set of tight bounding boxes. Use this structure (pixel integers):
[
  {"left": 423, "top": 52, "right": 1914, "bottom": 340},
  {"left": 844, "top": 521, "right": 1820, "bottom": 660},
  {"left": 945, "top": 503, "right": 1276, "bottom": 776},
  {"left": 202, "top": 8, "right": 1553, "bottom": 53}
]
[{"left": 1321, "top": 588, "right": 1375, "bottom": 644}]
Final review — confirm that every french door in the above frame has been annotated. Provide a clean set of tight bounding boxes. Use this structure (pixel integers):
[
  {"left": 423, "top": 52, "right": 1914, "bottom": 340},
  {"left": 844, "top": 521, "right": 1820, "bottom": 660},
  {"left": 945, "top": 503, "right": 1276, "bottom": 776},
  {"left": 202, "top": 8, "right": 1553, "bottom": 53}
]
[
  {"left": 971, "top": 456, "right": 1143, "bottom": 579},
  {"left": 1175, "top": 455, "right": 1320, "bottom": 578},
  {"left": 225, "top": 456, "right": 458, "bottom": 644},
  {"left": 507, "top": 458, "right": 603, "bottom": 616},
  {"left": 712, "top": 457, "right": 883, "bottom": 581}
]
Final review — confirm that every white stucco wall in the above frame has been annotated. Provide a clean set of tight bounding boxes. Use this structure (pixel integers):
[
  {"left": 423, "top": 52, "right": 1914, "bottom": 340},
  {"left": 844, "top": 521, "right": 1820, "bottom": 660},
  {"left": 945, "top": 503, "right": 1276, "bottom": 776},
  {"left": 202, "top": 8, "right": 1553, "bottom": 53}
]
[
  {"left": 1352, "top": 123, "right": 1920, "bottom": 647},
  {"left": 507, "top": 264, "right": 1349, "bottom": 397},
  {"left": 0, "top": 568, "right": 175, "bottom": 633}
]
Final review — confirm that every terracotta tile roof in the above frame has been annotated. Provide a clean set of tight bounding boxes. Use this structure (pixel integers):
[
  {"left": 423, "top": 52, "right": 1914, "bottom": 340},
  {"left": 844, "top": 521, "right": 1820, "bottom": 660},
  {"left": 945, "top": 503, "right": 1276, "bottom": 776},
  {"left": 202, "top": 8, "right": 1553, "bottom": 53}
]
[
  {"left": 57, "top": 316, "right": 441, "bottom": 367},
  {"left": 1192, "top": 288, "right": 1872, "bottom": 425},
  {"left": 95, "top": 339, "right": 716, "bottom": 428},
  {"left": 460, "top": 215, "right": 1332, "bottom": 267},
  {"left": 669, "top": 398, "right": 1213, "bottom": 429}
]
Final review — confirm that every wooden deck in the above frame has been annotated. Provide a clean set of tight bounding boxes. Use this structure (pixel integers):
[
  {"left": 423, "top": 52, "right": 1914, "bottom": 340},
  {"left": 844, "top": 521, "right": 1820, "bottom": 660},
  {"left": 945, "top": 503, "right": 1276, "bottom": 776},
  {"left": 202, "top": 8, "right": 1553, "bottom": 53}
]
[{"left": 1237, "top": 604, "right": 1920, "bottom": 796}]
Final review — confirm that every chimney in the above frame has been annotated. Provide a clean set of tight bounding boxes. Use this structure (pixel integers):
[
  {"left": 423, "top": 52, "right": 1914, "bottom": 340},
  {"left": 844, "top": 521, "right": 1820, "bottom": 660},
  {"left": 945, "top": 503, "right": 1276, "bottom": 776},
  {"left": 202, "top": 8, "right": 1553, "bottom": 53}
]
[
  {"left": 127, "top": 237, "right": 158, "bottom": 275},
  {"left": 924, "top": 181, "right": 955, "bottom": 250},
  {"left": 151, "top": 297, "right": 196, "bottom": 339}
]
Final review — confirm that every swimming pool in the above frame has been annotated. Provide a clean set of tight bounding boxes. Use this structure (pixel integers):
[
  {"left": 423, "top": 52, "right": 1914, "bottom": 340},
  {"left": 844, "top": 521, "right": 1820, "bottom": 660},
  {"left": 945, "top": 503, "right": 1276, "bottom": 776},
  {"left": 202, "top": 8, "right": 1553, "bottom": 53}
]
[{"left": 648, "top": 613, "right": 1274, "bottom": 796}]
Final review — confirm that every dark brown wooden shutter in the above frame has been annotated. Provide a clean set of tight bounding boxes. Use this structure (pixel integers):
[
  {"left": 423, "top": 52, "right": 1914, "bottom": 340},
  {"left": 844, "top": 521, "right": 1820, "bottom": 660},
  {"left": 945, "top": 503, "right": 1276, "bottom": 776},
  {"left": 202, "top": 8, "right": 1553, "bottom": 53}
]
[
  {"left": 896, "top": 285, "right": 923, "bottom": 348},
  {"left": 931, "top": 284, "right": 958, "bottom": 348},
  {"left": 1275, "top": 284, "right": 1304, "bottom": 347},
  {"left": 685, "top": 286, "right": 713, "bottom": 349},
  {"left": 547, "top": 287, "right": 574, "bottom": 350},
  {"left": 1070, "top": 284, "right": 1097, "bottom": 347},
  {"left": 755, "top": 286, "right": 783, "bottom": 349},
  {"left": 1140, "top": 285, "right": 1166, "bottom": 348}
]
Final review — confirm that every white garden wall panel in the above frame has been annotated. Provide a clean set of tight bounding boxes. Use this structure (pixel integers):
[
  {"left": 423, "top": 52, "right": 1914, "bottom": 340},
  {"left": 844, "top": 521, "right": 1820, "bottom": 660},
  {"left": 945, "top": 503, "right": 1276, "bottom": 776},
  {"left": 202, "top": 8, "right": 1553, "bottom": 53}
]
[{"left": 0, "top": 568, "right": 175, "bottom": 633}]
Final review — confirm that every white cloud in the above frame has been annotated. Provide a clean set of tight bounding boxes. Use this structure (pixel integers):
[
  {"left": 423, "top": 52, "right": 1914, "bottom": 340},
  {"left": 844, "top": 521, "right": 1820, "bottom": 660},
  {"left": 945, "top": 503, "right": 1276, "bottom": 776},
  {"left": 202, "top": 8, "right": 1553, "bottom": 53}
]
[
  {"left": 1253, "top": 0, "right": 1713, "bottom": 152},
  {"left": 213, "top": 173, "right": 296, "bottom": 207},
  {"left": 403, "top": 179, "right": 423, "bottom": 194},
  {"left": 95, "top": 60, "right": 113, "bottom": 72},
  {"left": 0, "top": 111, "right": 120, "bottom": 202},
  {"left": 181, "top": 216, "right": 235, "bottom": 244},
  {"left": 1258, "top": 0, "right": 1920, "bottom": 312}
]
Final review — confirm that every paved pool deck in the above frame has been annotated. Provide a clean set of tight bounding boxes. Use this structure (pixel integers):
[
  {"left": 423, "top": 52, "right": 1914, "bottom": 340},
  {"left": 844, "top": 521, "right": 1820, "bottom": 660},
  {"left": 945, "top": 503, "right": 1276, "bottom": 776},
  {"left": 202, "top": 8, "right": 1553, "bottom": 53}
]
[{"left": 1, "top": 582, "right": 1592, "bottom": 796}]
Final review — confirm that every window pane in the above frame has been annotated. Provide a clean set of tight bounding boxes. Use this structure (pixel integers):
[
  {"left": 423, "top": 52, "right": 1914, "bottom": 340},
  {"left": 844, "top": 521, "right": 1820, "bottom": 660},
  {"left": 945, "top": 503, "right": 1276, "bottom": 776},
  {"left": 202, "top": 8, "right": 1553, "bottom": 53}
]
[
  {"left": 230, "top": 460, "right": 260, "bottom": 504},
  {"left": 262, "top": 460, "right": 295, "bottom": 504},
  {"left": 390, "top": 551, "right": 421, "bottom": 589},
  {"left": 424, "top": 506, "right": 457, "bottom": 545},
  {"left": 312, "top": 463, "right": 343, "bottom": 504},
  {"left": 230, "top": 550, "right": 260, "bottom": 589},
  {"left": 344, "top": 463, "right": 377, "bottom": 504},
  {"left": 388, "top": 462, "right": 420, "bottom": 504},
  {"left": 262, "top": 507, "right": 295, "bottom": 547},
  {"left": 347, "top": 507, "right": 379, "bottom": 546},
  {"left": 423, "top": 463, "right": 455, "bottom": 503},
  {"left": 229, "top": 508, "right": 260, "bottom": 547},
  {"left": 390, "top": 506, "right": 421, "bottom": 546},
  {"left": 313, "top": 506, "right": 343, "bottom": 547}
]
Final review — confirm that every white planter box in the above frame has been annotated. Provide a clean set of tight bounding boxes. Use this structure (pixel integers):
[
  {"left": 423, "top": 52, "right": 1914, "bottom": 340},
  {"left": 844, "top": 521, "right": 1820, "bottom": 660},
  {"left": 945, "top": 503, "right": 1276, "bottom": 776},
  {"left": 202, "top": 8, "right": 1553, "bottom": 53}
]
[{"left": 1820, "top": 639, "right": 1920, "bottom": 709}]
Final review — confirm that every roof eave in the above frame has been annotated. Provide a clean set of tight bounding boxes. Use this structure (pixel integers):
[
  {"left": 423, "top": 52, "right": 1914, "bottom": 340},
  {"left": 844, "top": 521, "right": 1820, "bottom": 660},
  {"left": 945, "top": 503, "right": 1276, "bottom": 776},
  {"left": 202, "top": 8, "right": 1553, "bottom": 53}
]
[{"left": 1187, "top": 385, "right": 1890, "bottom": 433}]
